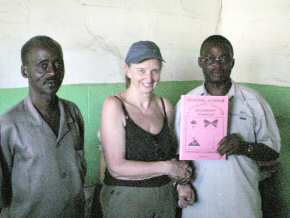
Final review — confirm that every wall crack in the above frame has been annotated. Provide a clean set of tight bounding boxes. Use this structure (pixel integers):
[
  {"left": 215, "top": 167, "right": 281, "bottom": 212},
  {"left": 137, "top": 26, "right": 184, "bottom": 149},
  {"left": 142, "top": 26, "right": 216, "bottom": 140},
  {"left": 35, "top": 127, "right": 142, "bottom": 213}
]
[{"left": 215, "top": 0, "right": 223, "bottom": 33}]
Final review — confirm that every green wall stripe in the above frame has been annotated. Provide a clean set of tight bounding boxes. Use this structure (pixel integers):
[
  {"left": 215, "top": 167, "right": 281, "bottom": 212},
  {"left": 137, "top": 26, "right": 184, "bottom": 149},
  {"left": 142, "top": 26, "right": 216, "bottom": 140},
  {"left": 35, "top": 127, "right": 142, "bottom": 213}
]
[{"left": 0, "top": 81, "right": 290, "bottom": 215}]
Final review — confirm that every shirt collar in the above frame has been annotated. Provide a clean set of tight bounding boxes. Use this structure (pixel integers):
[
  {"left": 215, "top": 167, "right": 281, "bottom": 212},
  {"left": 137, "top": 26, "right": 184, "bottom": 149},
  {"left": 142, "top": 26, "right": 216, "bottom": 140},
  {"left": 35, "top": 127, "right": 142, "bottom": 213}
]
[
  {"left": 200, "top": 80, "right": 236, "bottom": 99},
  {"left": 24, "top": 95, "right": 73, "bottom": 126},
  {"left": 24, "top": 96, "right": 45, "bottom": 126}
]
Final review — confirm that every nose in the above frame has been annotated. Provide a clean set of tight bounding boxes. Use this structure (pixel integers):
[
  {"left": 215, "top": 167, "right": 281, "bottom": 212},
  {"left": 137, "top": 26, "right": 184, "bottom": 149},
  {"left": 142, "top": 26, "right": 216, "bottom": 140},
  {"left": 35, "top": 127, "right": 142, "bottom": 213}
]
[
  {"left": 145, "top": 72, "right": 153, "bottom": 81},
  {"left": 211, "top": 61, "right": 222, "bottom": 70},
  {"left": 47, "top": 63, "right": 57, "bottom": 76}
]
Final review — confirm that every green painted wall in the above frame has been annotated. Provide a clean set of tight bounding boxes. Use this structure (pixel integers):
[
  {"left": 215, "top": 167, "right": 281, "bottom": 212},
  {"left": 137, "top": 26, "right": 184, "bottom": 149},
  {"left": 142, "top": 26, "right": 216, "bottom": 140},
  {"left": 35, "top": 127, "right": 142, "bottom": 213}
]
[{"left": 0, "top": 81, "right": 289, "bottom": 215}]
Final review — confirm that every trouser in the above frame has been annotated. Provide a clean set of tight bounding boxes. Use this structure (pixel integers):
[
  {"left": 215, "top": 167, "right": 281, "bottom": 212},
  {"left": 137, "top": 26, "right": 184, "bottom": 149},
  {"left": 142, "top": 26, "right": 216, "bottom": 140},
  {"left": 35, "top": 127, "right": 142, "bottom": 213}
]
[{"left": 100, "top": 182, "right": 176, "bottom": 218}]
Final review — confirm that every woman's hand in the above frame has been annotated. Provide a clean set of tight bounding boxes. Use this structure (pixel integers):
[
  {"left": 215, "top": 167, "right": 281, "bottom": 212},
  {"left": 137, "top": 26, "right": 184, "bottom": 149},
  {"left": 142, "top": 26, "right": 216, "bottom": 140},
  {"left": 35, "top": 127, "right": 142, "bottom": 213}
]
[
  {"left": 176, "top": 184, "right": 195, "bottom": 208},
  {"left": 167, "top": 159, "right": 192, "bottom": 183}
]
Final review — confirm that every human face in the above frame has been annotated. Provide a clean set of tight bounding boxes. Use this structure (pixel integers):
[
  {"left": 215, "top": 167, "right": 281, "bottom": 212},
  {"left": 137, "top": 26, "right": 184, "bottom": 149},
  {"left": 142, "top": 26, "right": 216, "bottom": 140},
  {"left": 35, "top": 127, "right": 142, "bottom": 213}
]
[
  {"left": 198, "top": 44, "right": 234, "bottom": 84},
  {"left": 22, "top": 46, "right": 64, "bottom": 97},
  {"left": 126, "top": 59, "right": 161, "bottom": 93}
]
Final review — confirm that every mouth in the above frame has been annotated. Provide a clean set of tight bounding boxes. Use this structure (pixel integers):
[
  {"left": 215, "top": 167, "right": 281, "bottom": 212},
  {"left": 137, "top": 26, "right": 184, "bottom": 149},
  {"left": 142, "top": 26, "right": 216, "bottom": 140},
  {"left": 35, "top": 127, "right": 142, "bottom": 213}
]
[
  {"left": 45, "top": 80, "right": 58, "bottom": 88},
  {"left": 211, "top": 69, "right": 221, "bottom": 74},
  {"left": 142, "top": 83, "right": 154, "bottom": 88},
  {"left": 211, "top": 70, "right": 223, "bottom": 77}
]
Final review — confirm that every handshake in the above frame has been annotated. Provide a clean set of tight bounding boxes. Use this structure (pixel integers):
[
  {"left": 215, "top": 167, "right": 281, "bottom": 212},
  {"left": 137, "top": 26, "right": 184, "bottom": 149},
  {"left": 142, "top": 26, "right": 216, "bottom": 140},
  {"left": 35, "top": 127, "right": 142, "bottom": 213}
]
[{"left": 167, "top": 159, "right": 196, "bottom": 208}]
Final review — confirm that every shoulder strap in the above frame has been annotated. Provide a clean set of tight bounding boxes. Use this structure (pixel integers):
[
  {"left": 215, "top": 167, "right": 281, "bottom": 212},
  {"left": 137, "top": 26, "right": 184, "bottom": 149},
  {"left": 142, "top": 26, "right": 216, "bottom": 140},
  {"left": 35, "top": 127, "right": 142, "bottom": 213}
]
[
  {"left": 114, "top": 96, "right": 129, "bottom": 118},
  {"left": 160, "top": 97, "right": 168, "bottom": 122}
]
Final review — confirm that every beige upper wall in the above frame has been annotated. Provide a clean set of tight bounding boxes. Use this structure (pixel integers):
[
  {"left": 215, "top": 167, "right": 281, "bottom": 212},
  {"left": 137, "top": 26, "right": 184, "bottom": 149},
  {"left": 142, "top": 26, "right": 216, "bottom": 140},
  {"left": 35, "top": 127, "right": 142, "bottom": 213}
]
[{"left": 0, "top": 0, "right": 289, "bottom": 88}]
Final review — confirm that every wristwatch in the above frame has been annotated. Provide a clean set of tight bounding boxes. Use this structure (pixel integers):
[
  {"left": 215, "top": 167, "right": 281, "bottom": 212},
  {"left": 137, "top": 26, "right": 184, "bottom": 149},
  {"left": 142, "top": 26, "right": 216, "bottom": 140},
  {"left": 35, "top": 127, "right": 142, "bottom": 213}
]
[{"left": 247, "top": 143, "right": 254, "bottom": 155}]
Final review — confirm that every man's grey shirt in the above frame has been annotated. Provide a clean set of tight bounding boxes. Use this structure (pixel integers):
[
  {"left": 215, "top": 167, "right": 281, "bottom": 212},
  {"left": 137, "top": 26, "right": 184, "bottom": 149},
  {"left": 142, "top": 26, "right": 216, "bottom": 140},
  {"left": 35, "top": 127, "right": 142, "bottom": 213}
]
[{"left": 0, "top": 96, "right": 86, "bottom": 218}]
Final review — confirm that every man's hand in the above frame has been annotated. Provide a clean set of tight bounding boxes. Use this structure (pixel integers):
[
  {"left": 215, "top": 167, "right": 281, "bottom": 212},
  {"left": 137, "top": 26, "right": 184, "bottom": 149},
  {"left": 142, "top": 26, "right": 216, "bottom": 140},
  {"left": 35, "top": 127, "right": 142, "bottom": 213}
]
[
  {"left": 217, "top": 133, "right": 246, "bottom": 156},
  {"left": 218, "top": 134, "right": 280, "bottom": 161},
  {"left": 176, "top": 184, "right": 195, "bottom": 208}
]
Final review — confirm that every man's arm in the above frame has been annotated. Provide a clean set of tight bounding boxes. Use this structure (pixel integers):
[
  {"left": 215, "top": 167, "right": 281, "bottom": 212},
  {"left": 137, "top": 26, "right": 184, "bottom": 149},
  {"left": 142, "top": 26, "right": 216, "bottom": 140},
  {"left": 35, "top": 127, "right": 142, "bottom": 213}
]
[
  {"left": 217, "top": 133, "right": 279, "bottom": 161},
  {"left": 219, "top": 90, "right": 281, "bottom": 161},
  {"left": 219, "top": 97, "right": 280, "bottom": 161},
  {"left": 74, "top": 105, "right": 87, "bottom": 183},
  {"left": 0, "top": 140, "right": 3, "bottom": 209},
  {"left": 0, "top": 123, "right": 13, "bottom": 208}
]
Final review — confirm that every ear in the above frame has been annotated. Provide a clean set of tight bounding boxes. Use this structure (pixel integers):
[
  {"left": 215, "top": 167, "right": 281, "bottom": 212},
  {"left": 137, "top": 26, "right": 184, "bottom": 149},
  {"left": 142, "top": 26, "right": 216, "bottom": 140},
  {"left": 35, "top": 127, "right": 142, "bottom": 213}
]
[
  {"left": 21, "top": 65, "right": 29, "bottom": 78},
  {"left": 123, "top": 64, "right": 132, "bottom": 79},
  {"left": 198, "top": 57, "right": 203, "bottom": 68},
  {"left": 231, "top": 58, "right": 235, "bottom": 69}
]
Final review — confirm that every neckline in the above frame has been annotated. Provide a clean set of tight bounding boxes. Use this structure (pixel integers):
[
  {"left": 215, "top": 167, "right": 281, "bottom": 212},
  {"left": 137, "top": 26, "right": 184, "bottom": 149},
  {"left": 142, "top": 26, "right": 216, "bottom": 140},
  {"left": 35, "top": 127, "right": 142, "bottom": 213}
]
[
  {"left": 115, "top": 95, "right": 168, "bottom": 136},
  {"left": 126, "top": 115, "right": 167, "bottom": 137}
]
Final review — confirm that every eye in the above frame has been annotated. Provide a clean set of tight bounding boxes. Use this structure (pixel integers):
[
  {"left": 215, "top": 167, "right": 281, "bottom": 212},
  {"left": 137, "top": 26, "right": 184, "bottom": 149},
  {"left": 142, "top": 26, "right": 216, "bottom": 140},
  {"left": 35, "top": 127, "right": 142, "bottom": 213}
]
[
  {"left": 200, "top": 55, "right": 232, "bottom": 65},
  {"left": 219, "top": 56, "right": 227, "bottom": 63},
  {"left": 41, "top": 63, "right": 48, "bottom": 70},
  {"left": 38, "top": 60, "right": 49, "bottom": 70},
  {"left": 137, "top": 69, "right": 146, "bottom": 74},
  {"left": 54, "top": 60, "right": 64, "bottom": 69},
  {"left": 151, "top": 69, "right": 161, "bottom": 75},
  {"left": 201, "top": 56, "right": 214, "bottom": 64}
]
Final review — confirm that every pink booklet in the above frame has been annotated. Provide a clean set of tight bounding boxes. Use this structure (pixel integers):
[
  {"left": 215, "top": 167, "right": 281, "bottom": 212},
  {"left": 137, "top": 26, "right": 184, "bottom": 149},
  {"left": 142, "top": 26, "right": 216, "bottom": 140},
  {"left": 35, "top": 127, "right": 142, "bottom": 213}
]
[{"left": 179, "top": 95, "right": 229, "bottom": 160}]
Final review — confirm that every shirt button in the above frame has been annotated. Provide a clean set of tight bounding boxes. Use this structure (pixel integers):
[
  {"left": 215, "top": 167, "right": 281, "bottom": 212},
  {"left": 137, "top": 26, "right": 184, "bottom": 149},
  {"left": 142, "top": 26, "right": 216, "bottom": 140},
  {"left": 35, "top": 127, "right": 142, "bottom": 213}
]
[{"left": 61, "top": 172, "right": 67, "bottom": 178}]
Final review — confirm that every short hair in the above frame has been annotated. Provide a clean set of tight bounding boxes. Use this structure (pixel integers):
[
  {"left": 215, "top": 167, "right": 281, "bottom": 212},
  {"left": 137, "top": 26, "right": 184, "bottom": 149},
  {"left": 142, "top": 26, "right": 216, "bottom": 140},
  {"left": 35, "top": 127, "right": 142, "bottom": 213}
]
[
  {"left": 21, "top": 35, "right": 63, "bottom": 65},
  {"left": 200, "top": 35, "right": 234, "bottom": 57}
]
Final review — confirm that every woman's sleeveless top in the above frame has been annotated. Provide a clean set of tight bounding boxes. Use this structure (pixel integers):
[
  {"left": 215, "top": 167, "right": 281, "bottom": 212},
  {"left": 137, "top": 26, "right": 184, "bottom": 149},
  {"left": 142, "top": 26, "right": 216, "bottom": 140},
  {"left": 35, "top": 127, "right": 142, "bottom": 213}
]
[{"left": 104, "top": 96, "right": 177, "bottom": 187}]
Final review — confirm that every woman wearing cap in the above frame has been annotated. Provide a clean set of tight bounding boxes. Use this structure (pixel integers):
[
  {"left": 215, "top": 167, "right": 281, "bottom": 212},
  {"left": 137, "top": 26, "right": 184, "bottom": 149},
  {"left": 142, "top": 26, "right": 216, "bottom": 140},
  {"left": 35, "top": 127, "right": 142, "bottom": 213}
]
[{"left": 100, "top": 41, "right": 194, "bottom": 218}]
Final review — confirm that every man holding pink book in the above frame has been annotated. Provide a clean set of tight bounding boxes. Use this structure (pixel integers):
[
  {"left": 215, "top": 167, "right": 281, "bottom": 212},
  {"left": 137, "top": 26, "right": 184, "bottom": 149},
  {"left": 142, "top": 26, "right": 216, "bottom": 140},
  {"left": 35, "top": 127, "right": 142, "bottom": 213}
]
[{"left": 175, "top": 35, "right": 281, "bottom": 218}]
